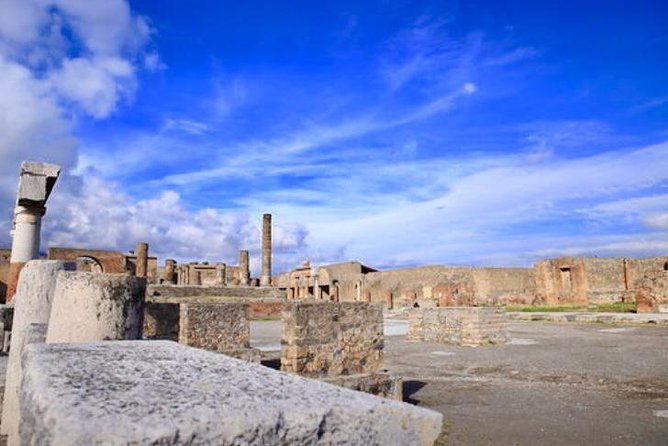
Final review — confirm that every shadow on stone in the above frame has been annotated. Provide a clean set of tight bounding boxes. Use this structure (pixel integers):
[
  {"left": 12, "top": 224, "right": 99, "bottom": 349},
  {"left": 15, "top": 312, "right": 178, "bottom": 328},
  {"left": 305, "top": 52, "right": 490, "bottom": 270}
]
[{"left": 403, "top": 380, "right": 428, "bottom": 405}]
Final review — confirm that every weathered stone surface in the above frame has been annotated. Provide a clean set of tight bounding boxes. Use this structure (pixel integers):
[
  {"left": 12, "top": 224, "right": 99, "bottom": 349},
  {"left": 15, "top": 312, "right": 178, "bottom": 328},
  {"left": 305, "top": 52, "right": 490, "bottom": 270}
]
[
  {"left": 143, "top": 302, "right": 180, "bottom": 340},
  {"left": 16, "top": 161, "right": 61, "bottom": 207},
  {"left": 46, "top": 272, "right": 146, "bottom": 343},
  {"left": 179, "top": 303, "right": 250, "bottom": 351},
  {"left": 20, "top": 341, "right": 442, "bottom": 445},
  {"left": 281, "top": 301, "right": 384, "bottom": 377},
  {"left": 407, "top": 307, "right": 508, "bottom": 346},
  {"left": 1, "top": 260, "right": 74, "bottom": 438},
  {"left": 320, "top": 372, "right": 403, "bottom": 401},
  {"left": 147, "top": 285, "right": 284, "bottom": 299}
]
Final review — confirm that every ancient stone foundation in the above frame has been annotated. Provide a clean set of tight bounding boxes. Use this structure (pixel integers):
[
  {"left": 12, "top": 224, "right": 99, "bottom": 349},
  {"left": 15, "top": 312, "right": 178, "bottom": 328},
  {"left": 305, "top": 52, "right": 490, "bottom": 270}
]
[
  {"left": 20, "top": 341, "right": 442, "bottom": 445},
  {"left": 407, "top": 307, "right": 508, "bottom": 346},
  {"left": 281, "top": 301, "right": 384, "bottom": 376}
]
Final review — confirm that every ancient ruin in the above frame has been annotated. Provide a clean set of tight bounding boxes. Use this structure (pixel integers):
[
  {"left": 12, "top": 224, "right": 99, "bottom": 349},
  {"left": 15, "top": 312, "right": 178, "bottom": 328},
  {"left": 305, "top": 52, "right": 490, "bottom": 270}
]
[{"left": 0, "top": 161, "right": 666, "bottom": 445}]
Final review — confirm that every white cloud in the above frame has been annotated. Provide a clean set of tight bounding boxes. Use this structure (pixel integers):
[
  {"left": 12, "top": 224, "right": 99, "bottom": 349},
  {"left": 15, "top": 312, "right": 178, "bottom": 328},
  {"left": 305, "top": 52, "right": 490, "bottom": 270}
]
[{"left": 43, "top": 176, "right": 309, "bottom": 274}]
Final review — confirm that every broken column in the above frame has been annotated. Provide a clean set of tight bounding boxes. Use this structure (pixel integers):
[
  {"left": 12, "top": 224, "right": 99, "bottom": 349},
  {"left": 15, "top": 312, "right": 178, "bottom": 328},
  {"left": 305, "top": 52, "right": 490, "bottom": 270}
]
[
  {"left": 6, "top": 162, "right": 61, "bottom": 300},
  {"left": 163, "top": 259, "right": 176, "bottom": 284},
  {"left": 239, "top": 250, "right": 250, "bottom": 286},
  {"left": 46, "top": 272, "right": 146, "bottom": 343},
  {"left": 1, "top": 260, "right": 74, "bottom": 441},
  {"left": 216, "top": 263, "right": 226, "bottom": 286},
  {"left": 260, "top": 213, "right": 272, "bottom": 286},
  {"left": 135, "top": 242, "right": 148, "bottom": 278}
]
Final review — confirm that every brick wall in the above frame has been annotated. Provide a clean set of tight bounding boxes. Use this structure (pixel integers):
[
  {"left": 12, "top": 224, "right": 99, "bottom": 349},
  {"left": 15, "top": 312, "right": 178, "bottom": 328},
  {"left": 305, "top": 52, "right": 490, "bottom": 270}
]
[
  {"left": 407, "top": 307, "right": 508, "bottom": 345},
  {"left": 281, "top": 301, "right": 383, "bottom": 377}
]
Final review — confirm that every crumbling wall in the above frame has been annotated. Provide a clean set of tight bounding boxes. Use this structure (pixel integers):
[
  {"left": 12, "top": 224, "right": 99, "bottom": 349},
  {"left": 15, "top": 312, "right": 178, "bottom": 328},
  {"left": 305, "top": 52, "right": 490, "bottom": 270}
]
[
  {"left": 363, "top": 266, "right": 535, "bottom": 306},
  {"left": 148, "top": 285, "right": 283, "bottom": 299},
  {"left": 281, "top": 301, "right": 383, "bottom": 377},
  {"left": 407, "top": 307, "right": 508, "bottom": 345}
]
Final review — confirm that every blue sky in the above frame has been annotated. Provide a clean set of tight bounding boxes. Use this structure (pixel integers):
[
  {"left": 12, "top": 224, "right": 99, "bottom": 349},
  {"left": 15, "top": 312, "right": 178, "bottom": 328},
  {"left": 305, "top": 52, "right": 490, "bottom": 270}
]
[{"left": 1, "top": 0, "right": 667, "bottom": 274}]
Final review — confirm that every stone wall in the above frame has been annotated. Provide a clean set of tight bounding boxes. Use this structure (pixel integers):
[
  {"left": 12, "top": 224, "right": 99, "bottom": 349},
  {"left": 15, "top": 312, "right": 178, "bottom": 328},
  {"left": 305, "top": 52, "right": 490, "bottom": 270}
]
[
  {"left": 47, "top": 248, "right": 127, "bottom": 274},
  {"left": 179, "top": 303, "right": 250, "bottom": 352},
  {"left": 363, "top": 266, "right": 535, "bottom": 306},
  {"left": 281, "top": 301, "right": 384, "bottom": 377},
  {"left": 407, "top": 307, "right": 508, "bottom": 346},
  {"left": 0, "top": 249, "right": 11, "bottom": 301},
  {"left": 534, "top": 256, "right": 668, "bottom": 305},
  {"left": 148, "top": 284, "right": 284, "bottom": 299},
  {"left": 143, "top": 302, "right": 180, "bottom": 340}
]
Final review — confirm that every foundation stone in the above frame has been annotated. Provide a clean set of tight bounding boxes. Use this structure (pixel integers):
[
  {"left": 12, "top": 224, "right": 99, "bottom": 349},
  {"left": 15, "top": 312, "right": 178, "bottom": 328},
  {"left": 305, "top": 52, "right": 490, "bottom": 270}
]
[
  {"left": 408, "top": 307, "right": 508, "bottom": 346},
  {"left": 281, "top": 301, "right": 384, "bottom": 377}
]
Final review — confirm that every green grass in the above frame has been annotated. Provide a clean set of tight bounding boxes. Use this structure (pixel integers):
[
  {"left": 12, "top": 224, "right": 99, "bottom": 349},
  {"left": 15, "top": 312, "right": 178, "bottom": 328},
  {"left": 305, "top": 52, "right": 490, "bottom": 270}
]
[{"left": 506, "top": 302, "right": 636, "bottom": 313}]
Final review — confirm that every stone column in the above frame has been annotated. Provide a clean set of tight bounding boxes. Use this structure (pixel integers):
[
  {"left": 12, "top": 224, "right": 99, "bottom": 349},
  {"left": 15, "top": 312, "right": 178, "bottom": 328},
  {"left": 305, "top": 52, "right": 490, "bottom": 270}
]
[
  {"left": 239, "top": 250, "right": 250, "bottom": 286},
  {"left": 216, "top": 263, "right": 226, "bottom": 286},
  {"left": 260, "top": 213, "right": 272, "bottom": 286},
  {"left": 135, "top": 242, "right": 148, "bottom": 278},
  {"left": 6, "top": 162, "right": 61, "bottom": 301},
  {"left": 163, "top": 259, "right": 176, "bottom": 284},
  {"left": 1, "top": 260, "right": 74, "bottom": 440}
]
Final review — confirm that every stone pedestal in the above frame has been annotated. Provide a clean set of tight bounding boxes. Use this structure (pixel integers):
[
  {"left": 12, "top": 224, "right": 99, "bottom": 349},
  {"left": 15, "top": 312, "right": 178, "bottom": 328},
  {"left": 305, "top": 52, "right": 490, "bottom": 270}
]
[{"left": 46, "top": 272, "right": 146, "bottom": 343}]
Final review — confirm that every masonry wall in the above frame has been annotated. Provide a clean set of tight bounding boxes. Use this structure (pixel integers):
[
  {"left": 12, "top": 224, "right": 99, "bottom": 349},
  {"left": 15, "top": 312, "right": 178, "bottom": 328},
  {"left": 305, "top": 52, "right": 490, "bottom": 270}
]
[
  {"left": 407, "top": 307, "right": 508, "bottom": 345},
  {"left": 363, "top": 266, "right": 535, "bottom": 306},
  {"left": 147, "top": 285, "right": 284, "bottom": 299},
  {"left": 0, "top": 249, "right": 11, "bottom": 301},
  {"left": 179, "top": 303, "right": 250, "bottom": 351},
  {"left": 281, "top": 301, "right": 383, "bottom": 377}
]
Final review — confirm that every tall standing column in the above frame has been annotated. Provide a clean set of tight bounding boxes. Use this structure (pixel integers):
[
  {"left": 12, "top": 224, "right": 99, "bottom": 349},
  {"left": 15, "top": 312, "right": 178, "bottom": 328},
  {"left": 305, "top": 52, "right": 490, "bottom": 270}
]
[
  {"left": 239, "top": 250, "right": 250, "bottom": 286},
  {"left": 216, "top": 263, "right": 226, "bottom": 286},
  {"left": 135, "top": 242, "right": 148, "bottom": 278},
  {"left": 7, "top": 162, "right": 61, "bottom": 301},
  {"left": 260, "top": 213, "right": 272, "bottom": 286}
]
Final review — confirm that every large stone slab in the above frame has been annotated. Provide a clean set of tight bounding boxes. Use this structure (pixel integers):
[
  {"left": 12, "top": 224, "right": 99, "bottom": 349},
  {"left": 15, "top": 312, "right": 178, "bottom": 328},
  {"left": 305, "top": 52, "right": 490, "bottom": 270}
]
[{"left": 20, "top": 341, "right": 442, "bottom": 445}]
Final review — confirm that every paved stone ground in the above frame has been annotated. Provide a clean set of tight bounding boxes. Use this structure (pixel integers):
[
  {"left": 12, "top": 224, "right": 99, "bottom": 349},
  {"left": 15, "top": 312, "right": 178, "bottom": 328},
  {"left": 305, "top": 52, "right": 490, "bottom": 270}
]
[{"left": 251, "top": 320, "right": 668, "bottom": 446}]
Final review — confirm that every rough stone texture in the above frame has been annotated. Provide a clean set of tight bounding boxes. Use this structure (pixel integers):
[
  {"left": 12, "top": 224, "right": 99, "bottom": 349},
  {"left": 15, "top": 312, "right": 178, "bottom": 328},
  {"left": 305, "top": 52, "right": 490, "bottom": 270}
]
[
  {"left": 634, "top": 272, "right": 668, "bottom": 313},
  {"left": 433, "top": 281, "right": 475, "bottom": 307},
  {"left": 163, "top": 259, "right": 176, "bottom": 284},
  {"left": 20, "top": 341, "right": 442, "bottom": 445},
  {"left": 1, "top": 260, "right": 74, "bottom": 438},
  {"left": 534, "top": 256, "right": 668, "bottom": 305},
  {"left": 179, "top": 303, "right": 250, "bottom": 351},
  {"left": 320, "top": 372, "right": 403, "bottom": 401},
  {"left": 143, "top": 302, "right": 180, "bottom": 340},
  {"left": 148, "top": 285, "right": 284, "bottom": 299},
  {"left": 281, "top": 301, "right": 384, "bottom": 377},
  {"left": 0, "top": 304, "right": 14, "bottom": 333},
  {"left": 46, "top": 272, "right": 146, "bottom": 343},
  {"left": 507, "top": 311, "right": 668, "bottom": 325},
  {"left": 15, "top": 161, "right": 61, "bottom": 208},
  {"left": 239, "top": 250, "right": 250, "bottom": 285},
  {"left": 407, "top": 307, "right": 508, "bottom": 346}
]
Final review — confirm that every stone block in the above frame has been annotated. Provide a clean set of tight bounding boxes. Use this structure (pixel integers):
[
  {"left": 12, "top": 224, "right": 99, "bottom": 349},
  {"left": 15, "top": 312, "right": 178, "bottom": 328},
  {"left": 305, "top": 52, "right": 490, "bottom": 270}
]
[
  {"left": 46, "top": 272, "right": 146, "bottom": 343},
  {"left": 179, "top": 302, "right": 250, "bottom": 351},
  {"left": 320, "top": 372, "right": 403, "bottom": 401},
  {"left": 408, "top": 307, "right": 508, "bottom": 346},
  {"left": 1, "top": 260, "right": 74, "bottom": 438},
  {"left": 143, "top": 302, "right": 179, "bottom": 340},
  {"left": 281, "top": 301, "right": 384, "bottom": 377},
  {"left": 20, "top": 341, "right": 442, "bottom": 445}
]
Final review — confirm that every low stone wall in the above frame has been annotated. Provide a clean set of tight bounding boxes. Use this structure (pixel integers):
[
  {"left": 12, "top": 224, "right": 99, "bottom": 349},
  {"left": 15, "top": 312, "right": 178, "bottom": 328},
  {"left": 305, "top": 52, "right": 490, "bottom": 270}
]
[
  {"left": 320, "top": 372, "right": 403, "bottom": 401},
  {"left": 19, "top": 341, "right": 442, "bottom": 445},
  {"left": 147, "top": 284, "right": 284, "bottom": 299},
  {"left": 179, "top": 303, "right": 250, "bottom": 351},
  {"left": 407, "top": 307, "right": 508, "bottom": 346},
  {"left": 143, "top": 302, "right": 180, "bottom": 340},
  {"left": 281, "top": 301, "right": 384, "bottom": 377}
]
